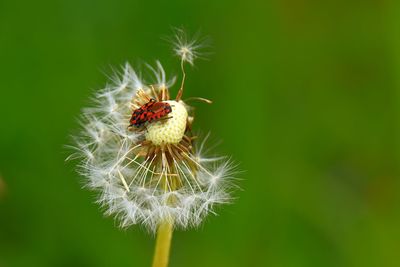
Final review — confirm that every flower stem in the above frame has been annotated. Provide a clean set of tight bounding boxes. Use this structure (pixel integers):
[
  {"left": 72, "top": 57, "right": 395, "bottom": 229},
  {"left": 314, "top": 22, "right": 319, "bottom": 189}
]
[{"left": 151, "top": 221, "right": 173, "bottom": 267}]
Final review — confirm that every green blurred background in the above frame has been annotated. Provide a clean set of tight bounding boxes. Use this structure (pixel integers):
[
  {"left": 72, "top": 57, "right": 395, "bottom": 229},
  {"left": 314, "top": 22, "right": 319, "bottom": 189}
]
[{"left": 0, "top": 0, "right": 399, "bottom": 266}]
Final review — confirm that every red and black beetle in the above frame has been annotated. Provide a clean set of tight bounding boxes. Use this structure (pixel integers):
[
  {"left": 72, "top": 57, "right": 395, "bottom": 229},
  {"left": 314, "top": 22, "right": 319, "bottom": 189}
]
[{"left": 129, "top": 99, "right": 172, "bottom": 127}]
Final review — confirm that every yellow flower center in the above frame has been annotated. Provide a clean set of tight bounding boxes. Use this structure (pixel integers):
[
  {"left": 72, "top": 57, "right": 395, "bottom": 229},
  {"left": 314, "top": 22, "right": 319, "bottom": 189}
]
[{"left": 145, "top": 100, "right": 188, "bottom": 145}]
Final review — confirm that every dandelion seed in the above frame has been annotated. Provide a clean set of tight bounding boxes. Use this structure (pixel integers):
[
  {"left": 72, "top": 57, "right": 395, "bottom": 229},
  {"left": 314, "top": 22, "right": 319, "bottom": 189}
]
[{"left": 172, "top": 28, "right": 210, "bottom": 66}]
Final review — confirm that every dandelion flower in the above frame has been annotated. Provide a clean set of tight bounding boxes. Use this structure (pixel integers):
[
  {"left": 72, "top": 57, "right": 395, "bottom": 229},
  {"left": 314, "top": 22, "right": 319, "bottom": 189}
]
[{"left": 69, "top": 30, "right": 237, "bottom": 267}]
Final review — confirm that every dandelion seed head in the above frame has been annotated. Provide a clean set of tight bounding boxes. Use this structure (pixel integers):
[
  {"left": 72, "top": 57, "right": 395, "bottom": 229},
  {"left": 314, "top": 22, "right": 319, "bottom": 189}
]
[{"left": 69, "top": 32, "right": 237, "bottom": 232}]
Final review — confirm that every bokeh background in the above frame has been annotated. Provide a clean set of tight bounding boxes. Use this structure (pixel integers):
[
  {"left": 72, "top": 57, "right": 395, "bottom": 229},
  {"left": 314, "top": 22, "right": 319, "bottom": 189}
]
[{"left": 0, "top": 0, "right": 399, "bottom": 266}]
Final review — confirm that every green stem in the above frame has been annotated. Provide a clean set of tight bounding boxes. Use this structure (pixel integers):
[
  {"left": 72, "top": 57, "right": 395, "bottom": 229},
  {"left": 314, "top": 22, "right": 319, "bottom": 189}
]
[{"left": 151, "top": 221, "right": 173, "bottom": 267}]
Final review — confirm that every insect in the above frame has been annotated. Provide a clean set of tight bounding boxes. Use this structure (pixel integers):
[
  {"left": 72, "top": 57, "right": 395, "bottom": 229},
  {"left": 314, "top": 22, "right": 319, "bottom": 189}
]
[{"left": 129, "top": 98, "right": 172, "bottom": 127}]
